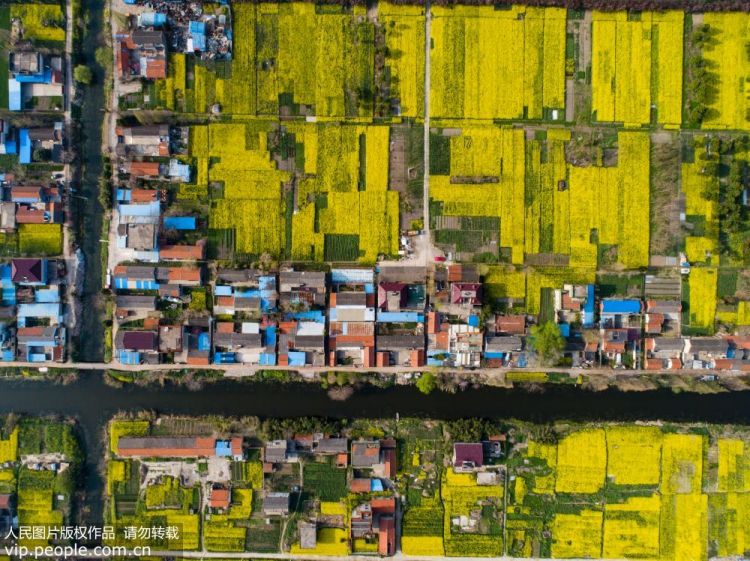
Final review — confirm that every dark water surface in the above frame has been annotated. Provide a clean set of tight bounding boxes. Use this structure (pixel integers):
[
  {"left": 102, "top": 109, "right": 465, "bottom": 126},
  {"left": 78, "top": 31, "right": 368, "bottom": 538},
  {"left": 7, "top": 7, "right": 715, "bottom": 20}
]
[{"left": 3, "top": 372, "right": 750, "bottom": 523}]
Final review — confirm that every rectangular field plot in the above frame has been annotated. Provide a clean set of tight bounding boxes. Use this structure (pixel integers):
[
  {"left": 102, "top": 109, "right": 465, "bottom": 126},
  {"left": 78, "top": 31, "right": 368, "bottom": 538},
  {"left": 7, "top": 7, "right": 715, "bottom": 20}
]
[
  {"left": 430, "top": 5, "right": 566, "bottom": 121},
  {"left": 591, "top": 11, "right": 683, "bottom": 127}
]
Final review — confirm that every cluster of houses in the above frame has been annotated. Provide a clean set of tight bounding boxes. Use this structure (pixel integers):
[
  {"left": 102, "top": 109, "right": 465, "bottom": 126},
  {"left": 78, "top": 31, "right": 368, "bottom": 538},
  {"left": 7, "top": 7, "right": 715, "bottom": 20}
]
[
  {"left": 0, "top": 175, "right": 64, "bottom": 232},
  {"left": 263, "top": 435, "right": 397, "bottom": 556},
  {"left": 113, "top": 429, "right": 398, "bottom": 556},
  {"left": 111, "top": 261, "right": 750, "bottom": 371},
  {"left": 0, "top": 258, "right": 67, "bottom": 362},
  {"left": 0, "top": 120, "right": 64, "bottom": 165},
  {"left": 116, "top": 3, "right": 232, "bottom": 83},
  {"left": 7, "top": 51, "right": 64, "bottom": 112}
]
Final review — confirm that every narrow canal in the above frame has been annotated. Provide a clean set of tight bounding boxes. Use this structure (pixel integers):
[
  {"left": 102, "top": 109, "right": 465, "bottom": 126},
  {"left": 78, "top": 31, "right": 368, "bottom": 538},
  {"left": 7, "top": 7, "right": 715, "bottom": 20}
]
[
  {"left": 73, "top": 0, "right": 106, "bottom": 362},
  {"left": 2, "top": 372, "right": 750, "bottom": 524}
]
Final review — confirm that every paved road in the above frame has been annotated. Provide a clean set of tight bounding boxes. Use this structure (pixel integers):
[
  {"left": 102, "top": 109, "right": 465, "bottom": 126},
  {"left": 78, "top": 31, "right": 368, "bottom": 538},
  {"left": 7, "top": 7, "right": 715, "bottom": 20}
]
[
  {"left": 421, "top": 0, "right": 431, "bottom": 252},
  {"left": 5, "top": 360, "right": 742, "bottom": 380},
  {"left": 64, "top": 548, "right": 625, "bottom": 561}
]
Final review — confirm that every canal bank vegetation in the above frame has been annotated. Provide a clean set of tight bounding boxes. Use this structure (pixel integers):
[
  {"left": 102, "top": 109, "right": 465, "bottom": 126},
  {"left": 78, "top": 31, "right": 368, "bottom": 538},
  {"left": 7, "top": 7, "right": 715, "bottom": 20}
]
[{"left": 100, "top": 413, "right": 750, "bottom": 559}]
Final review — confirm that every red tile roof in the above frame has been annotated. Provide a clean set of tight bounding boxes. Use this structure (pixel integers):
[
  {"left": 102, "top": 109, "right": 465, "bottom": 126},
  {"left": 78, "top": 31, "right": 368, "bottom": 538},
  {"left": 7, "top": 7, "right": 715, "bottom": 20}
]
[
  {"left": 145, "top": 59, "right": 167, "bottom": 79},
  {"left": 167, "top": 267, "right": 201, "bottom": 283},
  {"left": 127, "top": 161, "right": 160, "bottom": 176},
  {"left": 160, "top": 244, "right": 205, "bottom": 260},
  {"left": 209, "top": 488, "right": 230, "bottom": 509}
]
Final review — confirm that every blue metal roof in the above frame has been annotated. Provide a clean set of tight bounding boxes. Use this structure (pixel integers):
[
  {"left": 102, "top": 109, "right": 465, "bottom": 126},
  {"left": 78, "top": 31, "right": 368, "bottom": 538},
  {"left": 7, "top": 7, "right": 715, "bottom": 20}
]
[
  {"left": 371, "top": 479, "right": 384, "bottom": 492},
  {"left": 287, "top": 351, "right": 306, "bottom": 366},
  {"left": 139, "top": 12, "right": 167, "bottom": 27},
  {"left": 265, "top": 326, "right": 277, "bottom": 347},
  {"left": 163, "top": 216, "right": 196, "bottom": 230},
  {"left": 601, "top": 299, "right": 641, "bottom": 314},
  {"left": 19, "top": 129, "right": 31, "bottom": 164},
  {"left": 484, "top": 352, "right": 505, "bottom": 360},
  {"left": 558, "top": 323, "right": 571, "bottom": 337},
  {"left": 8, "top": 79, "right": 21, "bottom": 111},
  {"left": 116, "top": 189, "right": 132, "bottom": 202},
  {"left": 583, "top": 284, "right": 595, "bottom": 328},
  {"left": 215, "top": 441, "right": 232, "bottom": 456},
  {"left": 377, "top": 311, "right": 424, "bottom": 323},
  {"left": 118, "top": 350, "right": 141, "bottom": 365},
  {"left": 331, "top": 269, "right": 373, "bottom": 285},
  {"left": 35, "top": 288, "right": 60, "bottom": 303},
  {"left": 120, "top": 201, "right": 160, "bottom": 217},
  {"left": 259, "top": 353, "right": 276, "bottom": 366},
  {"left": 15, "top": 69, "right": 52, "bottom": 84},
  {"left": 214, "top": 285, "right": 233, "bottom": 296},
  {"left": 467, "top": 314, "right": 480, "bottom": 327},
  {"left": 4, "top": 137, "right": 17, "bottom": 155}
]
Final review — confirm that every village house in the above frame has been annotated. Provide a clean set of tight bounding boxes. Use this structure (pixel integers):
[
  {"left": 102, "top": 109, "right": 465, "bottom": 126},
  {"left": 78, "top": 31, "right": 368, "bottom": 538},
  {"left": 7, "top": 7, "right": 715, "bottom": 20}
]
[
  {"left": 452, "top": 443, "right": 484, "bottom": 472},
  {"left": 115, "top": 330, "right": 159, "bottom": 365},
  {"left": 262, "top": 492, "right": 290, "bottom": 517},
  {"left": 213, "top": 320, "right": 275, "bottom": 366},
  {"left": 644, "top": 337, "right": 684, "bottom": 370},
  {"left": 599, "top": 298, "right": 642, "bottom": 329},
  {"left": 277, "top": 318, "right": 325, "bottom": 367},
  {"left": 8, "top": 52, "right": 64, "bottom": 112},
  {"left": 117, "top": 436, "right": 242, "bottom": 459},
  {"left": 645, "top": 300, "right": 682, "bottom": 335},
  {"left": 484, "top": 335, "right": 523, "bottom": 367},
  {"left": 683, "top": 337, "right": 731, "bottom": 369},
  {"left": 279, "top": 269, "right": 326, "bottom": 310},
  {"left": 555, "top": 284, "right": 595, "bottom": 327},
  {"left": 116, "top": 125, "right": 171, "bottom": 157},
  {"left": 351, "top": 497, "right": 396, "bottom": 557},
  {"left": 116, "top": 29, "right": 167, "bottom": 80},
  {"left": 328, "top": 269, "right": 376, "bottom": 367}
]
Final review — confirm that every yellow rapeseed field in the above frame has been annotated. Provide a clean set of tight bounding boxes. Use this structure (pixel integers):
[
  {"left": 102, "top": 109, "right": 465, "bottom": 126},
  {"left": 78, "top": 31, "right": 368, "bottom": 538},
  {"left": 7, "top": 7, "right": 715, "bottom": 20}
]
[
  {"left": 555, "top": 429, "right": 606, "bottom": 494},
  {"left": 603, "top": 496, "right": 661, "bottom": 559},
  {"left": 592, "top": 11, "right": 683, "bottom": 127},
  {"left": 701, "top": 13, "right": 750, "bottom": 131},
  {"left": 430, "top": 6, "right": 565, "bottom": 120},
  {"left": 551, "top": 509, "right": 603, "bottom": 558},
  {"left": 606, "top": 425, "right": 662, "bottom": 486},
  {"left": 567, "top": 132, "right": 650, "bottom": 268},
  {"left": 381, "top": 3, "right": 425, "bottom": 118},
  {"left": 688, "top": 268, "right": 718, "bottom": 332}
]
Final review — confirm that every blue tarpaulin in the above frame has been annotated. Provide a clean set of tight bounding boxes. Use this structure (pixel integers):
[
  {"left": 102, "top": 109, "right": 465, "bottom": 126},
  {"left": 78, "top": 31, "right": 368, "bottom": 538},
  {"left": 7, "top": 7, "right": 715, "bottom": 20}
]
[
  {"left": 467, "top": 315, "right": 480, "bottom": 327},
  {"left": 558, "top": 323, "right": 570, "bottom": 337},
  {"left": 371, "top": 479, "right": 384, "bottom": 492},
  {"left": 285, "top": 310, "right": 325, "bottom": 323},
  {"left": 198, "top": 332, "right": 211, "bottom": 352},
  {"left": 213, "top": 352, "right": 237, "bottom": 364},
  {"left": 484, "top": 352, "right": 505, "bottom": 360},
  {"left": 164, "top": 216, "right": 196, "bottom": 230}
]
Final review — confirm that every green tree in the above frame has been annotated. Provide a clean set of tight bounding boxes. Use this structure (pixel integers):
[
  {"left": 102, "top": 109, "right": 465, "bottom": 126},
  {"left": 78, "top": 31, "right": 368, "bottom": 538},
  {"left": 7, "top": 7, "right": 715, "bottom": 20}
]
[
  {"left": 415, "top": 372, "right": 436, "bottom": 395},
  {"left": 528, "top": 321, "right": 565, "bottom": 366},
  {"left": 73, "top": 65, "right": 92, "bottom": 85}
]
